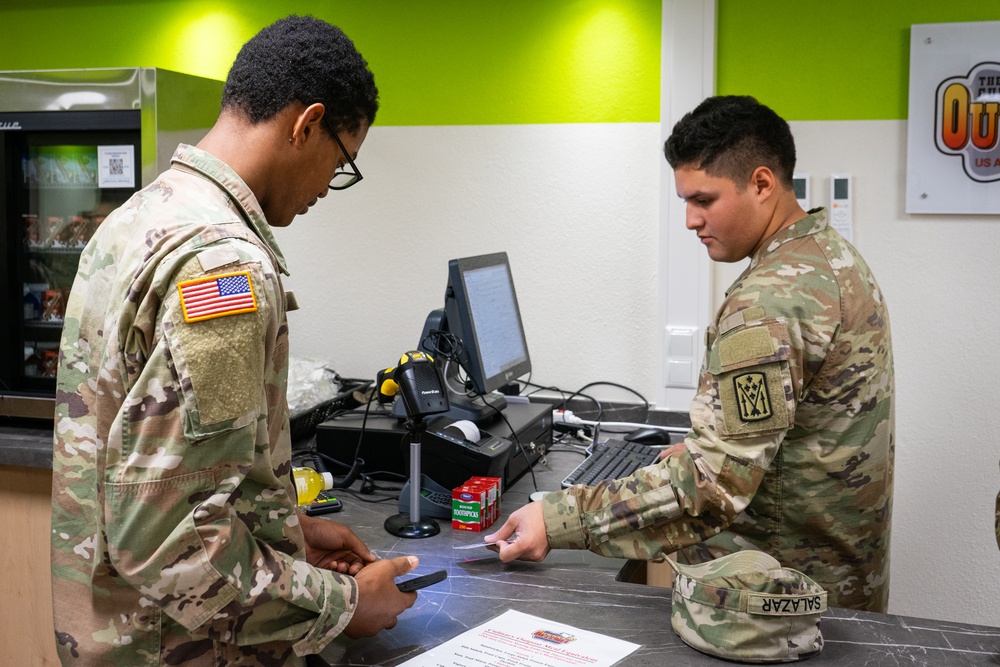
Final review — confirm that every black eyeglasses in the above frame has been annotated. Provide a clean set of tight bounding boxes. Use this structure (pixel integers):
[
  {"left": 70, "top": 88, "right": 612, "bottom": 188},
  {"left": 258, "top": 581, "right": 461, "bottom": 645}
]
[{"left": 322, "top": 118, "right": 363, "bottom": 190}]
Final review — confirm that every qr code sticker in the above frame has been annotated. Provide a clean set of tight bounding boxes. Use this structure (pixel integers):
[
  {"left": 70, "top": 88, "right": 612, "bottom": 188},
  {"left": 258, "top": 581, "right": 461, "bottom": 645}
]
[{"left": 109, "top": 158, "right": 124, "bottom": 176}]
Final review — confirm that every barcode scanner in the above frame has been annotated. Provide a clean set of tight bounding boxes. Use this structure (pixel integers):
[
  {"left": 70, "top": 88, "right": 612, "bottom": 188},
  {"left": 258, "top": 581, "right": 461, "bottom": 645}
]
[
  {"left": 380, "top": 351, "right": 450, "bottom": 538},
  {"left": 380, "top": 351, "right": 450, "bottom": 421}
]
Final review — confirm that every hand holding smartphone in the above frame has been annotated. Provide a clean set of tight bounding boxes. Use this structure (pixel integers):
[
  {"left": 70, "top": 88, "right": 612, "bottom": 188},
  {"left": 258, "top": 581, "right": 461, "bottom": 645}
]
[{"left": 396, "top": 569, "right": 447, "bottom": 592}]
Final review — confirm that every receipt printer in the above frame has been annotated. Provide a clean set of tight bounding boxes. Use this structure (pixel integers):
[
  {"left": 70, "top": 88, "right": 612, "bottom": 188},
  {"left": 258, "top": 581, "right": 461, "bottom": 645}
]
[{"left": 421, "top": 417, "right": 513, "bottom": 489}]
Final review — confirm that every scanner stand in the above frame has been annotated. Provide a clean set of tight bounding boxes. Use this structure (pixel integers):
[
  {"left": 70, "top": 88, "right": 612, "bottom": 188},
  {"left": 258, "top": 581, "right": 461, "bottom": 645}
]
[
  {"left": 398, "top": 474, "right": 453, "bottom": 520},
  {"left": 383, "top": 420, "right": 440, "bottom": 538}
]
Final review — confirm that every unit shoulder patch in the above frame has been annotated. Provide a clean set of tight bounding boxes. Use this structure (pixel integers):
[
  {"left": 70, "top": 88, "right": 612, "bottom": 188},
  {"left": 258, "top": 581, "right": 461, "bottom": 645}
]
[
  {"left": 733, "top": 371, "right": 772, "bottom": 421},
  {"left": 717, "top": 361, "right": 790, "bottom": 437},
  {"left": 177, "top": 270, "right": 258, "bottom": 323}
]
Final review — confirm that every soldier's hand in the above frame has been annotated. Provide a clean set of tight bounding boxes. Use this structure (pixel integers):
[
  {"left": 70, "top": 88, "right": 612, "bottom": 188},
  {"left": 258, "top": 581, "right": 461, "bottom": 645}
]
[
  {"left": 300, "top": 513, "right": 376, "bottom": 575},
  {"left": 484, "top": 501, "right": 550, "bottom": 562},
  {"left": 344, "top": 556, "right": 419, "bottom": 638},
  {"left": 657, "top": 441, "right": 687, "bottom": 462}
]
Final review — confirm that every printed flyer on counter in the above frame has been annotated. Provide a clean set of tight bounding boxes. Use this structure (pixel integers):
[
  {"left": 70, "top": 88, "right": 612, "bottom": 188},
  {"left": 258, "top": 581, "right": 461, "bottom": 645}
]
[{"left": 398, "top": 609, "right": 640, "bottom": 667}]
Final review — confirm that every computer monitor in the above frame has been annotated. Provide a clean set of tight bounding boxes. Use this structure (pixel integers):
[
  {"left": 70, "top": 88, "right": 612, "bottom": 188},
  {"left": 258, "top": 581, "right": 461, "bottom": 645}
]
[{"left": 415, "top": 252, "right": 531, "bottom": 424}]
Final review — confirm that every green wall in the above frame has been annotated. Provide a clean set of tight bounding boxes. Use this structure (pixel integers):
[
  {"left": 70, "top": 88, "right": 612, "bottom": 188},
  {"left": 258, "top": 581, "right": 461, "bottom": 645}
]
[
  {"left": 3, "top": 1, "right": 999, "bottom": 124},
  {"left": 0, "top": 0, "right": 660, "bottom": 126},
  {"left": 717, "top": 0, "right": 1000, "bottom": 121}
]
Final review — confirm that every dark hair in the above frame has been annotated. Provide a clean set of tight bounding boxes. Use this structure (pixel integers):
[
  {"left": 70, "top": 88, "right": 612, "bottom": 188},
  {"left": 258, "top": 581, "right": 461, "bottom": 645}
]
[
  {"left": 663, "top": 95, "right": 796, "bottom": 188},
  {"left": 222, "top": 15, "right": 379, "bottom": 135}
]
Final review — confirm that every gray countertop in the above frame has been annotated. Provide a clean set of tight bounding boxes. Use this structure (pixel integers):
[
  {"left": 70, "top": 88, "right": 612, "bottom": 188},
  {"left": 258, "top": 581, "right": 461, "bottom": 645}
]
[
  {"left": 314, "top": 444, "right": 1000, "bottom": 666},
  {"left": 0, "top": 422, "right": 52, "bottom": 468}
]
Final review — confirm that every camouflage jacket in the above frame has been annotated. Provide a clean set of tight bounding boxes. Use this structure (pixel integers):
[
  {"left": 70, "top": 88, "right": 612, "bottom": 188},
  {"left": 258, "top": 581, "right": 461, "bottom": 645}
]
[
  {"left": 51, "top": 145, "right": 357, "bottom": 666},
  {"left": 544, "top": 210, "right": 895, "bottom": 612}
]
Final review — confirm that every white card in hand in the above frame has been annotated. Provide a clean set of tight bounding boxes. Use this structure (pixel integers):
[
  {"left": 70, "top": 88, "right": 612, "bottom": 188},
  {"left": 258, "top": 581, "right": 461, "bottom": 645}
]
[
  {"left": 452, "top": 538, "right": 514, "bottom": 550},
  {"left": 452, "top": 542, "right": 497, "bottom": 550}
]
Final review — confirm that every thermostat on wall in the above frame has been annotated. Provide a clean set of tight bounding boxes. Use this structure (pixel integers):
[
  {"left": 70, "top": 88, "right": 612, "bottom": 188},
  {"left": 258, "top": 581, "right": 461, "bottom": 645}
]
[
  {"left": 792, "top": 173, "right": 810, "bottom": 210},
  {"left": 830, "top": 173, "right": 853, "bottom": 242}
]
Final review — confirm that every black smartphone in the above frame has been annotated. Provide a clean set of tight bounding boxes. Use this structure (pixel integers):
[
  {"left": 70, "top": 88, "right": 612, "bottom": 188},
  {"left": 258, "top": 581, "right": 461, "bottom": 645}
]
[
  {"left": 303, "top": 491, "right": 343, "bottom": 516},
  {"left": 396, "top": 569, "right": 448, "bottom": 592}
]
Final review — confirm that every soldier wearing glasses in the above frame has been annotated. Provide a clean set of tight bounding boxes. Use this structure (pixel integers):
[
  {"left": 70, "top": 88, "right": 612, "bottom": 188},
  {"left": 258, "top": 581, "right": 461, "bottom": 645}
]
[{"left": 52, "top": 16, "right": 419, "bottom": 666}]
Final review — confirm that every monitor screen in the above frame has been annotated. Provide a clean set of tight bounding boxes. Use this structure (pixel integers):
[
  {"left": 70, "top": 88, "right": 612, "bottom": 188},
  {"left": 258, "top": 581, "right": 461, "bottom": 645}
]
[
  {"left": 416, "top": 252, "right": 531, "bottom": 423},
  {"left": 455, "top": 259, "right": 529, "bottom": 390}
]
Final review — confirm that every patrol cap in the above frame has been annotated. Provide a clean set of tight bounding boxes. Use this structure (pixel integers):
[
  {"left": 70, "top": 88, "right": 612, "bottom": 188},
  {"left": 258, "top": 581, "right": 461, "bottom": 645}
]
[{"left": 666, "top": 550, "right": 828, "bottom": 663}]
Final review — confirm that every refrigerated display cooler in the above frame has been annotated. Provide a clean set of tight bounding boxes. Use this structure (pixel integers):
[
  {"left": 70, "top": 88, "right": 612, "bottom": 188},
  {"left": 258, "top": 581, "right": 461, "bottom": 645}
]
[{"left": 0, "top": 68, "right": 223, "bottom": 420}]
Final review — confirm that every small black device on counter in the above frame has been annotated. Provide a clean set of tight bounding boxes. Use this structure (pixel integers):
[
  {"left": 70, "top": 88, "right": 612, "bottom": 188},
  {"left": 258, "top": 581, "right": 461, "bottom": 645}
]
[
  {"left": 303, "top": 491, "right": 343, "bottom": 516},
  {"left": 396, "top": 569, "right": 448, "bottom": 592},
  {"left": 623, "top": 426, "right": 674, "bottom": 446}
]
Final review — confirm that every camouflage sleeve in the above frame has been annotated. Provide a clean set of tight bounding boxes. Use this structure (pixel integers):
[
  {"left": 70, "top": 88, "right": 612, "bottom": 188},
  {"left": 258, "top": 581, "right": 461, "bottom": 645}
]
[
  {"left": 103, "top": 241, "right": 355, "bottom": 655},
  {"left": 544, "top": 306, "right": 809, "bottom": 560},
  {"left": 542, "top": 436, "right": 774, "bottom": 559}
]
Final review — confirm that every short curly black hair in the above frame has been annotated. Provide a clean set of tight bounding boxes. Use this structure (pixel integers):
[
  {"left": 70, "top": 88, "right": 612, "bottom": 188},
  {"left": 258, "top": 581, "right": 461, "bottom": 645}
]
[
  {"left": 222, "top": 15, "right": 378, "bottom": 135},
  {"left": 663, "top": 96, "right": 796, "bottom": 189}
]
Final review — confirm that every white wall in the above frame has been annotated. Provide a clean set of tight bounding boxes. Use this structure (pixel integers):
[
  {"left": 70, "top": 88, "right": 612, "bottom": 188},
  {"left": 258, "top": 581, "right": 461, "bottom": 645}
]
[
  {"left": 275, "top": 122, "right": 662, "bottom": 404},
  {"left": 712, "top": 120, "right": 1000, "bottom": 626}
]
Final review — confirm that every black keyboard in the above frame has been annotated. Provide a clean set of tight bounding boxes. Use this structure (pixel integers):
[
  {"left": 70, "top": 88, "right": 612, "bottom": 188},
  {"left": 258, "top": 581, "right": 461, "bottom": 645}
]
[{"left": 561, "top": 438, "right": 660, "bottom": 487}]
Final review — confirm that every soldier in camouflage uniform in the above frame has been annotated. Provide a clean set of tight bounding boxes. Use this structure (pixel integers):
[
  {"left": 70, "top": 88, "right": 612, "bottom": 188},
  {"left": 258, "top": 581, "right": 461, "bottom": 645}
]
[
  {"left": 488, "top": 95, "right": 895, "bottom": 613},
  {"left": 51, "top": 16, "right": 419, "bottom": 666}
]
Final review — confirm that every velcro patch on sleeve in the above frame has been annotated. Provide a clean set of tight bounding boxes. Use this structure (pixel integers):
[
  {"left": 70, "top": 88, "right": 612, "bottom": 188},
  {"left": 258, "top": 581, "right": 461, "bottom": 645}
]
[
  {"left": 196, "top": 244, "right": 240, "bottom": 272},
  {"left": 719, "top": 326, "right": 775, "bottom": 367},
  {"left": 718, "top": 306, "right": 767, "bottom": 337},
  {"left": 177, "top": 271, "right": 258, "bottom": 323},
  {"left": 740, "top": 305, "right": 766, "bottom": 323},
  {"left": 285, "top": 290, "right": 300, "bottom": 312}
]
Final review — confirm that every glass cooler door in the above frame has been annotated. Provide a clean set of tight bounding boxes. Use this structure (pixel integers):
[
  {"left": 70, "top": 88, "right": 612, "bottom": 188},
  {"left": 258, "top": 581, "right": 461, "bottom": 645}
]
[{"left": 1, "top": 126, "right": 139, "bottom": 406}]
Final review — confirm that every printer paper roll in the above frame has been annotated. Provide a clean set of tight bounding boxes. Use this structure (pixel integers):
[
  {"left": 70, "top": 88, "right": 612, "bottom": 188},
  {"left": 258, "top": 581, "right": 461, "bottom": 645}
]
[{"left": 446, "top": 420, "right": 481, "bottom": 443}]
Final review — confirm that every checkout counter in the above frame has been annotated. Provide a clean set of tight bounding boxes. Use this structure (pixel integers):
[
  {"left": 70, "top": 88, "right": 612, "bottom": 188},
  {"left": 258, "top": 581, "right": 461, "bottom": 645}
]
[{"left": 2, "top": 421, "right": 998, "bottom": 666}]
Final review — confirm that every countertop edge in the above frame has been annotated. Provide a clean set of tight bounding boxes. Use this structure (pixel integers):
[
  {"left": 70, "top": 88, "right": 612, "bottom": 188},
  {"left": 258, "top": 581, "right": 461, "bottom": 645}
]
[{"left": 0, "top": 425, "right": 54, "bottom": 469}]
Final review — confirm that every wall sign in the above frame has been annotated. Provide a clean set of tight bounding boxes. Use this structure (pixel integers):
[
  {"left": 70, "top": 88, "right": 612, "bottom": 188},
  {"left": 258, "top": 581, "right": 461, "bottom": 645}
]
[{"left": 906, "top": 21, "right": 1000, "bottom": 215}]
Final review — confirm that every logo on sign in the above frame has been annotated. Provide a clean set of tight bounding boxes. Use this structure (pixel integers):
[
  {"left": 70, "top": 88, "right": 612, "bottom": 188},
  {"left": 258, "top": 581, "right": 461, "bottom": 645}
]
[
  {"left": 935, "top": 61, "right": 1000, "bottom": 182},
  {"left": 532, "top": 630, "right": 576, "bottom": 644}
]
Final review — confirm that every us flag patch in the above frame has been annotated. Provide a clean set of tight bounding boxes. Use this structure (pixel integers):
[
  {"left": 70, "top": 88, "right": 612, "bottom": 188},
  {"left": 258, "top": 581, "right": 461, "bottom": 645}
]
[{"left": 178, "top": 271, "right": 258, "bottom": 323}]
